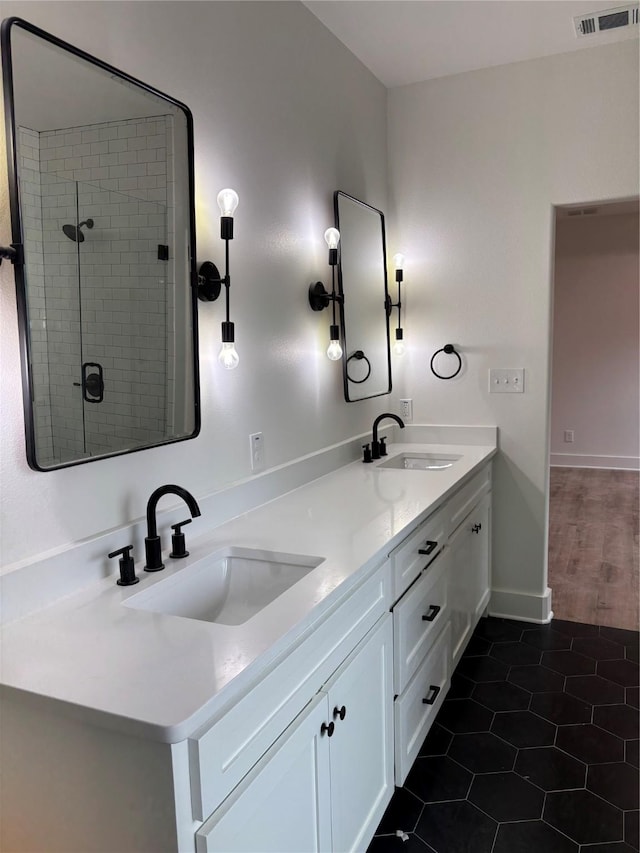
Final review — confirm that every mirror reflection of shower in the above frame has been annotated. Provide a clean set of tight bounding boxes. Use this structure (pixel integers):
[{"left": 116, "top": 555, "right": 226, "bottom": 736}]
[{"left": 62, "top": 218, "right": 94, "bottom": 242}]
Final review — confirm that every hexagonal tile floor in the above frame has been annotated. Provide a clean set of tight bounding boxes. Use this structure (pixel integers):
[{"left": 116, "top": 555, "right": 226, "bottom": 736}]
[{"left": 367, "top": 616, "right": 639, "bottom": 853}]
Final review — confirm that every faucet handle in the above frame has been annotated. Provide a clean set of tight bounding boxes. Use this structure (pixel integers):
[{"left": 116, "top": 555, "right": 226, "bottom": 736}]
[
  {"left": 379, "top": 436, "right": 388, "bottom": 456},
  {"left": 362, "top": 443, "right": 372, "bottom": 464},
  {"left": 170, "top": 519, "right": 192, "bottom": 559},
  {"left": 108, "top": 545, "right": 139, "bottom": 586}
]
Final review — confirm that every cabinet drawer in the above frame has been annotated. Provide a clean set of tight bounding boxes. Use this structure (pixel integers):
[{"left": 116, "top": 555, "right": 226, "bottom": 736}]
[
  {"left": 189, "top": 561, "right": 391, "bottom": 822},
  {"left": 389, "top": 506, "right": 446, "bottom": 602},
  {"left": 393, "top": 550, "right": 450, "bottom": 695},
  {"left": 394, "top": 622, "right": 451, "bottom": 787},
  {"left": 447, "top": 464, "right": 491, "bottom": 535}
]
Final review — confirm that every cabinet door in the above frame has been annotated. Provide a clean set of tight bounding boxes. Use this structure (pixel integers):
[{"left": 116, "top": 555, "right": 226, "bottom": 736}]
[
  {"left": 469, "top": 493, "right": 491, "bottom": 622},
  {"left": 326, "top": 614, "right": 394, "bottom": 853},
  {"left": 196, "top": 693, "right": 332, "bottom": 853}
]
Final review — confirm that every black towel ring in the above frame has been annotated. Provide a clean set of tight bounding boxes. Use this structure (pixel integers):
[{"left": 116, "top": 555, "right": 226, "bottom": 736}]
[
  {"left": 346, "top": 350, "right": 372, "bottom": 384},
  {"left": 430, "top": 344, "right": 462, "bottom": 380}
]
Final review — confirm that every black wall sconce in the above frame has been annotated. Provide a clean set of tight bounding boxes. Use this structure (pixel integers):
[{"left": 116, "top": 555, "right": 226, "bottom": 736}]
[
  {"left": 386, "top": 253, "right": 406, "bottom": 356},
  {"left": 198, "top": 188, "right": 239, "bottom": 370},
  {"left": 308, "top": 228, "right": 344, "bottom": 361}
]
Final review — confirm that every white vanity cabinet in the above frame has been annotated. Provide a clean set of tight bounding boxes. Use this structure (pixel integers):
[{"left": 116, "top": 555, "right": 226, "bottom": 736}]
[
  {"left": 196, "top": 614, "right": 394, "bottom": 853},
  {"left": 391, "top": 462, "right": 492, "bottom": 785}
]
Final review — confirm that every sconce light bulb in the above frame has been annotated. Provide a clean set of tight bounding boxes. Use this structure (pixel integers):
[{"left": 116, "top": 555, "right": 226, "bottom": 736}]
[
  {"left": 393, "top": 253, "right": 405, "bottom": 270},
  {"left": 217, "top": 188, "right": 239, "bottom": 217},
  {"left": 324, "top": 228, "right": 340, "bottom": 251},
  {"left": 327, "top": 339, "right": 343, "bottom": 361},
  {"left": 393, "top": 339, "right": 406, "bottom": 356},
  {"left": 218, "top": 341, "right": 239, "bottom": 370}
]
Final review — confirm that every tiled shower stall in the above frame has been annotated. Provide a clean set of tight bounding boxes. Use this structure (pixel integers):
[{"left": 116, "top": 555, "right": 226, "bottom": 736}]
[{"left": 18, "top": 115, "right": 176, "bottom": 466}]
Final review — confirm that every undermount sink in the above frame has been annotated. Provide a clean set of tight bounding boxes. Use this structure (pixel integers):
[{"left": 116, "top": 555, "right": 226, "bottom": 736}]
[
  {"left": 124, "top": 547, "right": 324, "bottom": 626},
  {"left": 378, "top": 452, "right": 462, "bottom": 471}
]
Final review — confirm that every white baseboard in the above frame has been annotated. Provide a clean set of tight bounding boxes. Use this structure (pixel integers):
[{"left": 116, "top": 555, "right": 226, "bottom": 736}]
[
  {"left": 489, "top": 587, "right": 553, "bottom": 624},
  {"left": 550, "top": 453, "right": 639, "bottom": 471}
]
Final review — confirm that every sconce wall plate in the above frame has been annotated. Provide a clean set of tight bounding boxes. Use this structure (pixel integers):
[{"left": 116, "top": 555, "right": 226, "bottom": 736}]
[
  {"left": 197, "top": 261, "right": 222, "bottom": 302},
  {"left": 308, "top": 281, "right": 331, "bottom": 312}
]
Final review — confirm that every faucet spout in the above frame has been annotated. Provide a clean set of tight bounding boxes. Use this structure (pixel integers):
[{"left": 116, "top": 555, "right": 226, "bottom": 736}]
[
  {"left": 371, "top": 412, "right": 405, "bottom": 460},
  {"left": 144, "top": 484, "right": 201, "bottom": 572}
]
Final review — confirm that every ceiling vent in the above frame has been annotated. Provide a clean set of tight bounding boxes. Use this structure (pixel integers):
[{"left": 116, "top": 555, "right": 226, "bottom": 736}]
[{"left": 574, "top": 3, "right": 639, "bottom": 36}]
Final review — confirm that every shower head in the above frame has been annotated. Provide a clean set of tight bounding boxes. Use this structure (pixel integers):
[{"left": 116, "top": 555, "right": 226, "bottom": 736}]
[{"left": 62, "top": 218, "right": 94, "bottom": 243}]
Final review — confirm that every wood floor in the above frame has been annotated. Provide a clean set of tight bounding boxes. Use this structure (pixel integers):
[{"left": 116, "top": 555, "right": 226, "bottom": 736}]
[{"left": 548, "top": 467, "right": 639, "bottom": 631}]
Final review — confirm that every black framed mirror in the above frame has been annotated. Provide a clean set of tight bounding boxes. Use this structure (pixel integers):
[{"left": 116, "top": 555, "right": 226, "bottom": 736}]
[
  {"left": 1, "top": 17, "right": 199, "bottom": 470},
  {"left": 334, "top": 191, "right": 392, "bottom": 402}
]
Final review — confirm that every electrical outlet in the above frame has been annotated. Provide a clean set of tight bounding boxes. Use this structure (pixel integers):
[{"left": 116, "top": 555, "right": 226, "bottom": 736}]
[
  {"left": 399, "top": 398, "right": 413, "bottom": 422},
  {"left": 564, "top": 430, "right": 574, "bottom": 443},
  {"left": 488, "top": 368, "right": 525, "bottom": 393},
  {"left": 250, "top": 432, "right": 264, "bottom": 472}
]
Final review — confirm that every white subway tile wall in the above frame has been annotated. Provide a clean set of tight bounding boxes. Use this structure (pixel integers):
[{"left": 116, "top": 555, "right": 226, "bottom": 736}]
[{"left": 18, "top": 116, "right": 175, "bottom": 465}]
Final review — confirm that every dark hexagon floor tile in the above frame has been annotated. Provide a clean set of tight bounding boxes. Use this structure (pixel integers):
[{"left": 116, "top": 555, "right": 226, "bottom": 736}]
[
  {"left": 626, "top": 739, "right": 639, "bottom": 769},
  {"left": 600, "top": 626, "right": 640, "bottom": 648},
  {"left": 624, "top": 810, "right": 639, "bottom": 850},
  {"left": 374, "top": 786, "right": 424, "bottom": 835},
  {"left": 491, "top": 710, "right": 556, "bottom": 748},
  {"left": 598, "top": 659, "right": 640, "bottom": 688},
  {"left": 587, "top": 762, "right": 640, "bottom": 810},
  {"left": 544, "top": 789, "right": 624, "bottom": 845},
  {"left": 462, "top": 635, "right": 491, "bottom": 657},
  {"left": 468, "top": 771, "right": 544, "bottom": 822},
  {"left": 472, "top": 680, "right": 531, "bottom": 712},
  {"left": 448, "top": 731, "right": 516, "bottom": 773},
  {"left": 628, "top": 644, "right": 640, "bottom": 664},
  {"left": 473, "top": 617, "right": 523, "bottom": 643},
  {"left": 436, "top": 699, "right": 494, "bottom": 734},
  {"left": 565, "top": 674, "right": 625, "bottom": 705},
  {"left": 492, "top": 820, "right": 578, "bottom": 853},
  {"left": 508, "top": 664, "right": 565, "bottom": 693},
  {"left": 594, "top": 704, "right": 640, "bottom": 740},
  {"left": 447, "top": 672, "right": 475, "bottom": 700},
  {"left": 367, "top": 833, "right": 434, "bottom": 853},
  {"left": 490, "top": 641, "right": 542, "bottom": 666},
  {"left": 404, "top": 756, "right": 472, "bottom": 804},
  {"left": 541, "top": 649, "right": 596, "bottom": 676},
  {"left": 556, "top": 724, "right": 624, "bottom": 765},
  {"left": 418, "top": 723, "right": 452, "bottom": 757},
  {"left": 627, "top": 687, "right": 640, "bottom": 709},
  {"left": 514, "top": 745, "right": 586, "bottom": 791},
  {"left": 530, "top": 691, "right": 591, "bottom": 725},
  {"left": 522, "top": 628, "right": 572, "bottom": 651},
  {"left": 552, "top": 619, "right": 600, "bottom": 638},
  {"left": 456, "top": 655, "right": 509, "bottom": 683},
  {"left": 573, "top": 637, "right": 626, "bottom": 661},
  {"left": 415, "top": 799, "right": 497, "bottom": 853}
]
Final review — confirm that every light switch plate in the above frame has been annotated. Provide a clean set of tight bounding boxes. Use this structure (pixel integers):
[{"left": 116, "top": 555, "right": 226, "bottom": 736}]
[
  {"left": 250, "top": 432, "right": 264, "bottom": 472},
  {"left": 489, "top": 368, "right": 525, "bottom": 393}
]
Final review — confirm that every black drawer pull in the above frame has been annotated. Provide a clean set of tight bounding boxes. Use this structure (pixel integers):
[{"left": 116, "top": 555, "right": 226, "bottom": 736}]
[
  {"left": 321, "top": 721, "right": 335, "bottom": 737},
  {"left": 422, "top": 685, "right": 441, "bottom": 706},
  {"left": 418, "top": 540, "right": 438, "bottom": 556},
  {"left": 472, "top": 523, "right": 482, "bottom": 534},
  {"left": 333, "top": 705, "right": 346, "bottom": 721},
  {"left": 422, "top": 605, "right": 441, "bottom": 622}
]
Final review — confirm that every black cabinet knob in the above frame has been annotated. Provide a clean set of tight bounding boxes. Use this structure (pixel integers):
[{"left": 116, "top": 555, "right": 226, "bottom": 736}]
[
  {"left": 472, "top": 523, "right": 482, "bottom": 534},
  {"left": 333, "top": 705, "right": 346, "bottom": 721},
  {"left": 321, "top": 721, "right": 335, "bottom": 737}
]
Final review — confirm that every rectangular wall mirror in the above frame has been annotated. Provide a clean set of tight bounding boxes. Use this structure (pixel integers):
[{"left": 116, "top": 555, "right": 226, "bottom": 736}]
[
  {"left": 335, "top": 191, "right": 392, "bottom": 402},
  {"left": 1, "top": 17, "right": 199, "bottom": 470}
]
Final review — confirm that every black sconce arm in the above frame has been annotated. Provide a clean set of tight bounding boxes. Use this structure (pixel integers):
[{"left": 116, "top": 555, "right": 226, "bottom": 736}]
[{"left": 0, "top": 243, "right": 23, "bottom": 266}]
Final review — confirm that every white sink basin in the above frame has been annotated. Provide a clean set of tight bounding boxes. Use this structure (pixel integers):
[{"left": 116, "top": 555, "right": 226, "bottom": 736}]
[
  {"left": 124, "top": 547, "right": 324, "bottom": 626},
  {"left": 378, "top": 452, "right": 462, "bottom": 471}
]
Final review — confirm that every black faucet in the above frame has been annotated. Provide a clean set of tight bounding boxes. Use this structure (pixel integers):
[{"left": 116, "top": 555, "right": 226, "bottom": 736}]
[
  {"left": 370, "top": 412, "right": 405, "bottom": 461},
  {"left": 144, "top": 484, "right": 201, "bottom": 572}
]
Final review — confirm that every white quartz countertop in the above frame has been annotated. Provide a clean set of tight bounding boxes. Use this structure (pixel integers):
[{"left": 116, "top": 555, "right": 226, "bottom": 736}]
[{"left": 0, "top": 441, "right": 496, "bottom": 743}]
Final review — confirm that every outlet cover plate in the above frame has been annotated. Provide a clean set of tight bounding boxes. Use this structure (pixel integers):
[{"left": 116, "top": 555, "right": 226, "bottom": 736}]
[
  {"left": 489, "top": 368, "right": 525, "bottom": 393},
  {"left": 399, "top": 398, "right": 413, "bottom": 422},
  {"left": 250, "top": 432, "right": 264, "bottom": 472}
]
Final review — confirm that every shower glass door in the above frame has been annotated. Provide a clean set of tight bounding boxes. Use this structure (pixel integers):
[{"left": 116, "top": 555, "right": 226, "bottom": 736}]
[{"left": 32, "top": 175, "right": 169, "bottom": 465}]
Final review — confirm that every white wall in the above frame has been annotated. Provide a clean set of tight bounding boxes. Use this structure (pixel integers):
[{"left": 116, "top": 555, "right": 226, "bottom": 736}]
[
  {"left": 551, "top": 211, "right": 639, "bottom": 469},
  {"left": 387, "top": 42, "right": 639, "bottom": 618},
  {"left": 0, "top": 1, "right": 390, "bottom": 568}
]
